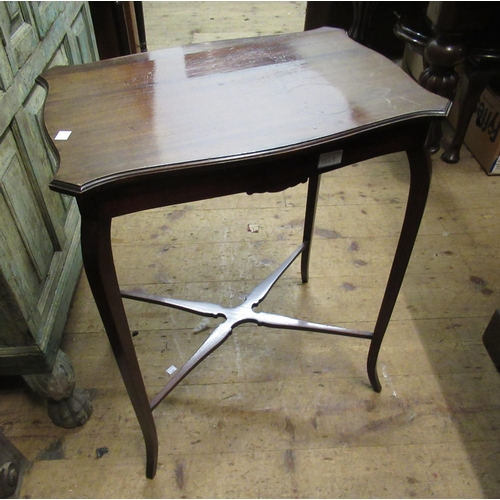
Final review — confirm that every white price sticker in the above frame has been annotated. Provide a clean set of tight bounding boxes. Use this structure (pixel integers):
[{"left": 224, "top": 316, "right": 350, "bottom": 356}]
[
  {"left": 54, "top": 131, "right": 72, "bottom": 141},
  {"left": 318, "top": 150, "right": 343, "bottom": 169}
]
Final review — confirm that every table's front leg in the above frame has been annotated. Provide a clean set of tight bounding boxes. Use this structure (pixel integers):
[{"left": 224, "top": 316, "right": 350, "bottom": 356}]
[
  {"left": 80, "top": 214, "right": 158, "bottom": 479},
  {"left": 301, "top": 174, "right": 321, "bottom": 284},
  {"left": 367, "top": 145, "right": 432, "bottom": 392}
]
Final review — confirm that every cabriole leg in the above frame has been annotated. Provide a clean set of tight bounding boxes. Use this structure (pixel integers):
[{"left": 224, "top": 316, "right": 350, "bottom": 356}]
[
  {"left": 80, "top": 214, "right": 158, "bottom": 479},
  {"left": 367, "top": 146, "right": 432, "bottom": 392}
]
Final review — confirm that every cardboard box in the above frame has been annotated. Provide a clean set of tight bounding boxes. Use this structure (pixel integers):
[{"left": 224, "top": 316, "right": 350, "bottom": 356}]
[{"left": 449, "top": 78, "right": 500, "bottom": 174}]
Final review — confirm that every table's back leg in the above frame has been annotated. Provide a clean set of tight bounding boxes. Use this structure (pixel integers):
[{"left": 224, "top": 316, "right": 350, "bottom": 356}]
[
  {"left": 301, "top": 174, "right": 321, "bottom": 283},
  {"left": 80, "top": 215, "right": 158, "bottom": 479},
  {"left": 367, "top": 146, "right": 432, "bottom": 392}
]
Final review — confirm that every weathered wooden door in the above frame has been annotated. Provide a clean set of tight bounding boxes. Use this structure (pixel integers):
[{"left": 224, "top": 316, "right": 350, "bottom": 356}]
[{"left": 0, "top": 2, "right": 98, "bottom": 379}]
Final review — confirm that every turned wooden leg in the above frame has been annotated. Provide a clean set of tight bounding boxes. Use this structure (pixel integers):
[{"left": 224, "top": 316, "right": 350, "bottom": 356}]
[
  {"left": 367, "top": 145, "right": 432, "bottom": 392},
  {"left": 418, "top": 2, "right": 465, "bottom": 102},
  {"left": 80, "top": 214, "right": 158, "bottom": 479},
  {"left": 301, "top": 174, "right": 321, "bottom": 284},
  {"left": 419, "top": 35, "right": 462, "bottom": 154},
  {"left": 442, "top": 70, "right": 487, "bottom": 163},
  {"left": 23, "top": 349, "right": 92, "bottom": 428}
]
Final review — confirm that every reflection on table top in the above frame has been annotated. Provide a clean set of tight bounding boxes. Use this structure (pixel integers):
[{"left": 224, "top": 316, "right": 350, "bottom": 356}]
[{"left": 40, "top": 27, "right": 449, "bottom": 195}]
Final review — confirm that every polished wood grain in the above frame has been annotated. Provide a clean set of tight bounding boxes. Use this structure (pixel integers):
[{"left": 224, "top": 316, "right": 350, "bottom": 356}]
[
  {"left": 40, "top": 27, "right": 449, "bottom": 479},
  {"left": 40, "top": 27, "right": 448, "bottom": 195}
]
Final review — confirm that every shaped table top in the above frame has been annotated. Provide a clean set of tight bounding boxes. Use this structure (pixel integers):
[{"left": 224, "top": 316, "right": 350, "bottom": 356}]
[{"left": 40, "top": 27, "right": 449, "bottom": 196}]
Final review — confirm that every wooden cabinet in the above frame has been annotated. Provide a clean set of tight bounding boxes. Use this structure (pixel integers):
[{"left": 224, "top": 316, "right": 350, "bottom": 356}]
[
  {"left": 0, "top": 2, "right": 98, "bottom": 426},
  {"left": 89, "top": 1, "right": 147, "bottom": 59}
]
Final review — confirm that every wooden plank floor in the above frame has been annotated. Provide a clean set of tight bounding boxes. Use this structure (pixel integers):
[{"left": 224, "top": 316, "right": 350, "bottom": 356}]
[{"left": 3, "top": 2, "right": 500, "bottom": 497}]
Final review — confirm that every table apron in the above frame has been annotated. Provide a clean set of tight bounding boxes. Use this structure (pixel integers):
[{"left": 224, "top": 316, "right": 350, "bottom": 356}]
[{"left": 75, "top": 118, "right": 436, "bottom": 221}]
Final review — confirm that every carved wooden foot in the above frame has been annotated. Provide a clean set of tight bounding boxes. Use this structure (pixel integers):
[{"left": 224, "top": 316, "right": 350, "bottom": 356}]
[
  {"left": 0, "top": 431, "right": 28, "bottom": 498},
  {"left": 22, "top": 350, "right": 93, "bottom": 429}
]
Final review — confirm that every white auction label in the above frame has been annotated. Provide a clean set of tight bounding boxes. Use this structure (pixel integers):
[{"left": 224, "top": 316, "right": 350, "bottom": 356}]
[
  {"left": 54, "top": 131, "right": 72, "bottom": 140},
  {"left": 318, "top": 150, "right": 343, "bottom": 169},
  {"left": 166, "top": 365, "right": 177, "bottom": 375}
]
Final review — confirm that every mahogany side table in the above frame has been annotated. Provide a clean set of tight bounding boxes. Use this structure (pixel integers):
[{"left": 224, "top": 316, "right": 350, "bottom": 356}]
[{"left": 39, "top": 27, "right": 449, "bottom": 479}]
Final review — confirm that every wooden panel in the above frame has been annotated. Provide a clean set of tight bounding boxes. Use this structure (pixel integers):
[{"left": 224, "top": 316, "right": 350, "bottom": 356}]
[
  {"left": 0, "top": 129, "right": 54, "bottom": 289},
  {"left": 69, "top": 7, "right": 98, "bottom": 64},
  {"left": 1, "top": 1, "right": 39, "bottom": 70},
  {"left": 0, "top": 176, "right": 41, "bottom": 338},
  {"left": 0, "top": 272, "right": 34, "bottom": 348},
  {"left": 15, "top": 86, "right": 67, "bottom": 246},
  {"left": 30, "top": 1, "right": 63, "bottom": 37},
  {"left": 47, "top": 37, "right": 72, "bottom": 68},
  {"left": 0, "top": 29, "right": 13, "bottom": 91},
  {"left": 0, "top": 3, "right": 97, "bottom": 137},
  {"left": 0, "top": 2, "right": 98, "bottom": 375}
]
